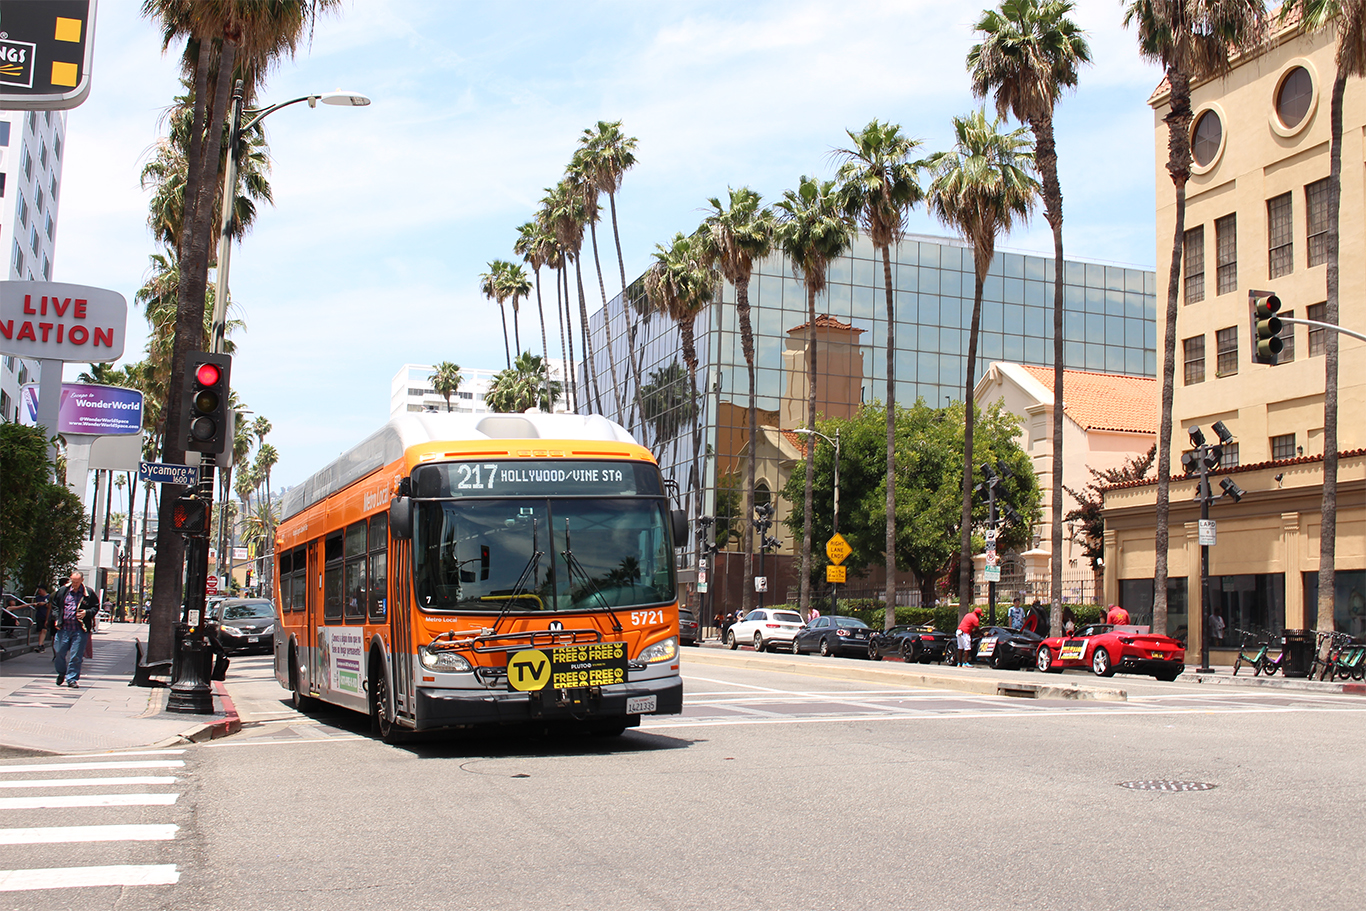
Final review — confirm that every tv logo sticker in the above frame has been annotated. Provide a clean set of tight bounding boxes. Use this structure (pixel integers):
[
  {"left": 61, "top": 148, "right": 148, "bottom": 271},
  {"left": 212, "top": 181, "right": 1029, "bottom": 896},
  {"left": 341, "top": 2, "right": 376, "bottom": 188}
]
[{"left": 507, "top": 649, "right": 551, "bottom": 692}]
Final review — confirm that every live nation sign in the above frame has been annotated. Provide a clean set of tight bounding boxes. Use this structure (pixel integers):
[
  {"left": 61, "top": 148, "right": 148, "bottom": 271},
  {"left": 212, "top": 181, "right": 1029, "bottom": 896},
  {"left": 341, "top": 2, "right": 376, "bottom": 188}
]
[{"left": 0, "top": 281, "right": 127, "bottom": 361}]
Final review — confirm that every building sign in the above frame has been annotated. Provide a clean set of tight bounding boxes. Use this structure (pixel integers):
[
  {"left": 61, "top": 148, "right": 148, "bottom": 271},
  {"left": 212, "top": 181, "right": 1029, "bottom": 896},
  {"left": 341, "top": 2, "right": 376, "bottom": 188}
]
[
  {"left": 0, "top": 0, "right": 97, "bottom": 110},
  {"left": 0, "top": 282, "right": 127, "bottom": 360},
  {"left": 1199, "top": 519, "right": 1217, "bottom": 546},
  {"left": 21, "top": 382, "right": 142, "bottom": 435}
]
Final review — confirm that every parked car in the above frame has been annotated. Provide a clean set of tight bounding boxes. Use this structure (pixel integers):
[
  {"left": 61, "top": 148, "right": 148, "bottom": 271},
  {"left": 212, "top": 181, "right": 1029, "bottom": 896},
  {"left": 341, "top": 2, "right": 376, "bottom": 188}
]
[
  {"left": 1035, "top": 624, "right": 1185, "bottom": 681},
  {"left": 868, "top": 624, "right": 952, "bottom": 663},
  {"left": 793, "top": 615, "right": 872, "bottom": 658},
  {"left": 679, "top": 608, "right": 700, "bottom": 646},
  {"left": 728, "top": 608, "right": 806, "bottom": 652},
  {"left": 971, "top": 625, "right": 1043, "bottom": 669},
  {"left": 208, "top": 598, "right": 276, "bottom": 654}
]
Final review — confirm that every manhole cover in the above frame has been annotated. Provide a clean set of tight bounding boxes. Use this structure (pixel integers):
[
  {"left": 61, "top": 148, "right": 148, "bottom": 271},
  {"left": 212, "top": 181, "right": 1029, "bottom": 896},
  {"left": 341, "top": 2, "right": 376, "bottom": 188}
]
[{"left": 1118, "top": 780, "right": 1217, "bottom": 792}]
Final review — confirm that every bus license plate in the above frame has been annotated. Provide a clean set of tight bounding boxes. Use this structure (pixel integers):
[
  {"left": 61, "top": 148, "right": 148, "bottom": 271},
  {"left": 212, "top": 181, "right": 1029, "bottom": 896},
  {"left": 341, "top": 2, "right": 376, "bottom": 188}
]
[{"left": 626, "top": 695, "right": 657, "bottom": 715}]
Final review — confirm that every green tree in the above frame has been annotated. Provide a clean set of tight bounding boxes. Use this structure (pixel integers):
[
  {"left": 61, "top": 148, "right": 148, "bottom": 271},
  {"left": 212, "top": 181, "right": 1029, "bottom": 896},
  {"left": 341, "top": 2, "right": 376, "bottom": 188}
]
[
  {"left": 542, "top": 179, "right": 601, "bottom": 413},
  {"left": 782, "top": 401, "right": 1040, "bottom": 609},
  {"left": 497, "top": 262, "right": 533, "bottom": 360},
  {"left": 1123, "top": 0, "right": 1265, "bottom": 634},
  {"left": 1279, "top": 0, "right": 1361, "bottom": 631},
  {"left": 0, "top": 424, "right": 86, "bottom": 594},
  {"left": 926, "top": 109, "right": 1038, "bottom": 615},
  {"left": 429, "top": 361, "right": 463, "bottom": 412},
  {"left": 1063, "top": 444, "right": 1156, "bottom": 598},
  {"left": 969, "top": 0, "right": 1091, "bottom": 634},
  {"left": 774, "top": 176, "right": 855, "bottom": 616},
  {"left": 695, "top": 187, "right": 776, "bottom": 614},
  {"left": 485, "top": 353, "right": 562, "bottom": 413},
  {"left": 833, "top": 120, "right": 926, "bottom": 629}
]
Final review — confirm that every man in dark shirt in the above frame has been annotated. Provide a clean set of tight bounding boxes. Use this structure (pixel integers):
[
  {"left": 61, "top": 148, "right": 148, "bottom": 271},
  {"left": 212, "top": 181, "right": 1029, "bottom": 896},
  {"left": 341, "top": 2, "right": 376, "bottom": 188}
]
[
  {"left": 48, "top": 571, "right": 98, "bottom": 688},
  {"left": 33, "top": 584, "right": 50, "bottom": 653}
]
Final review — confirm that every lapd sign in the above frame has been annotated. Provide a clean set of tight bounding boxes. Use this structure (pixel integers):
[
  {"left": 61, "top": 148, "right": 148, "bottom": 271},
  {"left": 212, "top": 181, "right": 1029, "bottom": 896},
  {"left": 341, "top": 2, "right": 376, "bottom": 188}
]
[{"left": 0, "top": 0, "right": 97, "bottom": 110}]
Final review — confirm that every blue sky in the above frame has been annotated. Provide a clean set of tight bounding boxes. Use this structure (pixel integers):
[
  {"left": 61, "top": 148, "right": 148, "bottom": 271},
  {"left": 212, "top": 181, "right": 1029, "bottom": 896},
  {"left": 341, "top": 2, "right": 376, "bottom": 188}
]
[{"left": 56, "top": 0, "right": 1165, "bottom": 490}]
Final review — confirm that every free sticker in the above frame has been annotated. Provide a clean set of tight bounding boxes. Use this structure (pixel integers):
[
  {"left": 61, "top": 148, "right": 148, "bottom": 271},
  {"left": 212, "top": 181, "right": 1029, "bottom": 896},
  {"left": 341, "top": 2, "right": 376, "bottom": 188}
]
[{"left": 507, "top": 649, "right": 551, "bottom": 691}]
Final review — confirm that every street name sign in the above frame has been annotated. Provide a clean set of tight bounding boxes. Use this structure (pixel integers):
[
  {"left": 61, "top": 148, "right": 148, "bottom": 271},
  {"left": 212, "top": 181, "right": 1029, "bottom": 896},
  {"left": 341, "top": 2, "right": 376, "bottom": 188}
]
[{"left": 139, "top": 461, "right": 198, "bottom": 486}]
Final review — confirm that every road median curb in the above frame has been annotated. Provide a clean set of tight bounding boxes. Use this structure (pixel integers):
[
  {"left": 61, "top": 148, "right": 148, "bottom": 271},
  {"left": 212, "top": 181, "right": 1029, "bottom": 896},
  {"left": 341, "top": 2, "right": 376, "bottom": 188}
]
[{"left": 682, "top": 648, "right": 1127, "bottom": 702}]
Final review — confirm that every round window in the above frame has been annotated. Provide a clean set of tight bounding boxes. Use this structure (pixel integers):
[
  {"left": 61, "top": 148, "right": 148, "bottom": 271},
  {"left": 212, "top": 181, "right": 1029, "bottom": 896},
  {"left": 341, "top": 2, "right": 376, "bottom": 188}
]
[
  {"left": 1192, "top": 110, "right": 1222, "bottom": 167},
  {"left": 1276, "top": 66, "right": 1312, "bottom": 128}
]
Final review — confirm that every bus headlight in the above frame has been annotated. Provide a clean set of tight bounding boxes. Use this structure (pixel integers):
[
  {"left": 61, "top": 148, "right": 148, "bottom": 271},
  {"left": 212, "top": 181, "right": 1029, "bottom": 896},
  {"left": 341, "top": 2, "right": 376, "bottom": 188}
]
[
  {"left": 419, "top": 647, "right": 472, "bottom": 672},
  {"left": 637, "top": 637, "right": 678, "bottom": 664}
]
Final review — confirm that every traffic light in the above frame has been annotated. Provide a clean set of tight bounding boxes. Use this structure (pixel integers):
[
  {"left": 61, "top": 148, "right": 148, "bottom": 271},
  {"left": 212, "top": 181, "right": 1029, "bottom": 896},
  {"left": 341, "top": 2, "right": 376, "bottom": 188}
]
[
  {"left": 171, "top": 496, "right": 208, "bottom": 537},
  {"left": 180, "top": 351, "right": 232, "bottom": 454},
  {"left": 1249, "top": 291, "right": 1283, "bottom": 365}
]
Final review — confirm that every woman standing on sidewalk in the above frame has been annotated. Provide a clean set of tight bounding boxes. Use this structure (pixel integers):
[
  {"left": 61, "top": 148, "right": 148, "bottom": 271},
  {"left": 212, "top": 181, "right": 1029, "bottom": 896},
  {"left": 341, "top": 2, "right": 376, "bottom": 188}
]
[{"left": 47, "top": 571, "right": 98, "bottom": 688}]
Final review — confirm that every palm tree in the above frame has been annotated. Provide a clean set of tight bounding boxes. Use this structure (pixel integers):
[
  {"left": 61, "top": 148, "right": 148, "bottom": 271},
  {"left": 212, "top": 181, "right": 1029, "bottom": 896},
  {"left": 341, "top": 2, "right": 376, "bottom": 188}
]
[
  {"left": 645, "top": 233, "right": 716, "bottom": 522},
  {"left": 534, "top": 197, "right": 578, "bottom": 411},
  {"left": 496, "top": 263, "right": 533, "bottom": 360},
  {"left": 578, "top": 120, "right": 645, "bottom": 428},
  {"left": 926, "top": 109, "right": 1038, "bottom": 615},
  {"left": 543, "top": 180, "right": 602, "bottom": 413},
  {"left": 253, "top": 443, "right": 279, "bottom": 514},
  {"left": 695, "top": 187, "right": 776, "bottom": 616},
  {"left": 640, "top": 361, "right": 699, "bottom": 443},
  {"left": 969, "top": 0, "right": 1091, "bottom": 638},
  {"left": 774, "top": 176, "right": 855, "bottom": 618},
  {"left": 480, "top": 260, "right": 513, "bottom": 368},
  {"left": 833, "top": 121, "right": 926, "bottom": 630},
  {"left": 141, "top": 0, "right": 342, "bottom": 663},
  {"left": 235, "top": 465, "right": 257, "bottom": 527},
  {"left": 514, "top": 220, "right": 559, "bottom": 412},
  {"left": 250, "top": 415, "right": 271, "bottom": 449},
  {"left": 1279, "top": 0, "right": 1362, "bottom": 631},
  {"left": 429, "top": 361, "right": 463, "bottom": 412},
  {"left": 1123, "top": 0, "right": 1265, "bottom": 634},
  {"left": 567, "top": 153, "right": 624, "bottom": 417},
  {"left": 485, "top": 353, "right": 562, "bottom": 413}
]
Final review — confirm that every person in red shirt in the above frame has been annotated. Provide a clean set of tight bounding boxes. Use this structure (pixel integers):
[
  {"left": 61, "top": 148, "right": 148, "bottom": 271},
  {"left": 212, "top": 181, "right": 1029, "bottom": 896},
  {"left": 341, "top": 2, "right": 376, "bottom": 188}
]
[
  {"left": 1106, "top": 604, "right": 1130, "bottom": 625},
  {"left": 956, "top": 606, "right": 983, "bottom": 667}
]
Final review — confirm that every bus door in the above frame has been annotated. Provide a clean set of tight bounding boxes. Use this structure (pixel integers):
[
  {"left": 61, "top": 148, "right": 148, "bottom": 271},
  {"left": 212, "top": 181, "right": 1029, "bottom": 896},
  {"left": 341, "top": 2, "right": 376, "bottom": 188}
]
[
  {"left": 304, "top": 540, "right": 321, "bottom": 694},
  {"left": 390, "top": 536, "right": 414, "bottom": 718}
]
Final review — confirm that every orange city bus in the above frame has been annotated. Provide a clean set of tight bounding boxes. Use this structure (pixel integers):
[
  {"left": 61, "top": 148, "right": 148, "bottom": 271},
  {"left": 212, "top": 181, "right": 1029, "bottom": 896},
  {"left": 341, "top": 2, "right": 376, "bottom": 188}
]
[{"left": 272, "top": 412, "right": 687, "bottom": 740}]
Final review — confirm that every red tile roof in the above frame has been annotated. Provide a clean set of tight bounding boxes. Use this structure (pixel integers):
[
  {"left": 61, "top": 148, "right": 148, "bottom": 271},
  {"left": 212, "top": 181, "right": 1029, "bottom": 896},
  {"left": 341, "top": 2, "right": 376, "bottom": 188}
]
[
  {"left": 780, "top": 429, "right": 809, "bottom": 457},
  {"left": 787, "top": 314, "right": 865, "bottom": 334},
  {"left": 1018, "top": 365, "right": 1158, "bottom": 435}
]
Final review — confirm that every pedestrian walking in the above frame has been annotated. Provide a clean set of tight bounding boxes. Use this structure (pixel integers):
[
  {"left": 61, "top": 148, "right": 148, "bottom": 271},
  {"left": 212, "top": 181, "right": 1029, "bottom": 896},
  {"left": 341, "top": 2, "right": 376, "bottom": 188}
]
[
  {"left": 47, "top": 571, "right": 99, "bottom": 688},
  {"left": 33, "top": 584, "right": 50, "bottom": 653}
]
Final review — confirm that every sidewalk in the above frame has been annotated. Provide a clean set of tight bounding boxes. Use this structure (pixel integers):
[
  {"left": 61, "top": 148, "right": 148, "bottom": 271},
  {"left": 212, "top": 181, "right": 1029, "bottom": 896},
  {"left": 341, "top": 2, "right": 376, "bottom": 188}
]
[{"left": 0, "top": 622, "right": 240, "bottom": 756}]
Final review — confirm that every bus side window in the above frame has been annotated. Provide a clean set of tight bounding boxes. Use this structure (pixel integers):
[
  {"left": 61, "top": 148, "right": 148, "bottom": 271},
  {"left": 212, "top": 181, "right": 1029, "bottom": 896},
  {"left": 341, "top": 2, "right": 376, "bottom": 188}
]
[
  {"left": 323, "top": 532, "right": 343, "bottom": 621},
  {"left": 369, "top": 512, "right": 388, "bottom": 622}
]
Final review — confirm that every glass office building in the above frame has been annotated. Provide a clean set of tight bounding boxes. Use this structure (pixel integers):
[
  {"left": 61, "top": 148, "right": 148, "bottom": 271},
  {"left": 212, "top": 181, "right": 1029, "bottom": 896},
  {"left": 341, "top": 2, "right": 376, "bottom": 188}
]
[{"left": 578, "top": 232, "right": 1156, "bottom": 595}]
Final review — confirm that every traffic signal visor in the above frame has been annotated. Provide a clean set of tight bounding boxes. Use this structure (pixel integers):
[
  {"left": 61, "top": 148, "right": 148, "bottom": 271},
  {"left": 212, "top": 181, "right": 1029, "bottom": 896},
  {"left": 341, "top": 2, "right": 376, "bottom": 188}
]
[{"left": 1251, "top": 293, "right": 1283, "bottom": 365}]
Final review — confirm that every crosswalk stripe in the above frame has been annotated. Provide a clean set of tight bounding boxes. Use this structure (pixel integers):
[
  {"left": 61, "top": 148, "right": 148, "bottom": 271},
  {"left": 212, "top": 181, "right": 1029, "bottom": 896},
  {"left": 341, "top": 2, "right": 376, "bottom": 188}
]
[
  {"left": 0, "top": 761, "right": 184, "bottom": 774},
  {"left": 0, "top": 864, "right": 180, "bottom": 890},
  {"left": 0, "top": 794, "right": 178, "bottom": 810},
  {"left": 0, "top": 776, "right": 178, "bottom": 789},
  {"left": 0, "top": 825, "right": 178, "bottom": 845}
]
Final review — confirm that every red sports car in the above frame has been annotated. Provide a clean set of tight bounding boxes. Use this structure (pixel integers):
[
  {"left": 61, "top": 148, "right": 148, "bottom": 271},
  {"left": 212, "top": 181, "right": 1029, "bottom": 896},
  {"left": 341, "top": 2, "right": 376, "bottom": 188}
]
[{"left": 1035, "top": 624, "right": 1185, "bottom": 681}]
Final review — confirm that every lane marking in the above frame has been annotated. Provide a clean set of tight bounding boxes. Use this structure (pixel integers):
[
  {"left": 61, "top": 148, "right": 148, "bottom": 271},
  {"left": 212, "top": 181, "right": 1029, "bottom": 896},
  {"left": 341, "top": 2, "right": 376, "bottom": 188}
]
[
  {"left": 0, "top": 777, "right": 177, "bottom": 790},
  {"left": 0, "top": 794, "right": 179, "bottom": 810},
  {"left": 201, "top": 736, "right": 367, "bottom": 749},
  {"left": 0, "top": 825, "right": 177, "bottom": 845},
  {"left": 0, "top": 761, "right": 184, "bottom": 774},
  {"left": 0, "top": 864, "right": 180, "bottom": 891},
  {"left": 65, "top": 750, "right": 186, "bottom": 758}
]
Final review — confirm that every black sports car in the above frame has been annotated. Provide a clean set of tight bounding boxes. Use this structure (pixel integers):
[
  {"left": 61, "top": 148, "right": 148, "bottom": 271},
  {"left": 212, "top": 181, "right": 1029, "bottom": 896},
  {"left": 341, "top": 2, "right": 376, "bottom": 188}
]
[
  {"left": 867, "top": 624, "right": 953, "bottom": 663},
  {"left": 971, "top": 625, "right": 1043, "bottom": 669}
]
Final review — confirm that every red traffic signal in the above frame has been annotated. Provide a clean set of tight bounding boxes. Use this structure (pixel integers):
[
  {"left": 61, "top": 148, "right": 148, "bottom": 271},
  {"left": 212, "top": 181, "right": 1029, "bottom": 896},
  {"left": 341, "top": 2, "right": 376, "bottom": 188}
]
[{"left": 180, "top": 351, "right": 232, "bottom": 454}]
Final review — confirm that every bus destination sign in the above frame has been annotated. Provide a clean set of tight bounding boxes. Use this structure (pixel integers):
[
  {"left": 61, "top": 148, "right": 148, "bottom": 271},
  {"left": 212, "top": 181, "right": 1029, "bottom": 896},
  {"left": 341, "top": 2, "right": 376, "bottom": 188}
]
[
  {"left": 506, "top": 641, "right": 627, "bottom": 692},
  {"left": 414, "top": 460, "right": 662, "bottom": 499}
]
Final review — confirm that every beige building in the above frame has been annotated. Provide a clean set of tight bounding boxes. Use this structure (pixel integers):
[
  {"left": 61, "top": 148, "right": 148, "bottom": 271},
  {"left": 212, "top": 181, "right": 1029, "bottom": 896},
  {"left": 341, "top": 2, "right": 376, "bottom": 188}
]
[
  {"left": 1103, "top": 16, "right": 1366, "bottom": 654},
  {"left": 975, "top": 362, "right": 1158, "bottom": 602}
]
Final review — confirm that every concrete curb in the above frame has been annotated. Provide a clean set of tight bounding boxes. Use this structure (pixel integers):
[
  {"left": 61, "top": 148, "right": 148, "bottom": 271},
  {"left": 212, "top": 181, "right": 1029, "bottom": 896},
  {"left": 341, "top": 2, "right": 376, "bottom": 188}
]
[
  {"left": 682, "top": 647, "right": 1129, "bottom": 702},
  {"left": 1184, "top": 670, "right": 1366, "bottom": 696},
  {"left": 154, "top": 681, "right": 242, "bottom": 746}
]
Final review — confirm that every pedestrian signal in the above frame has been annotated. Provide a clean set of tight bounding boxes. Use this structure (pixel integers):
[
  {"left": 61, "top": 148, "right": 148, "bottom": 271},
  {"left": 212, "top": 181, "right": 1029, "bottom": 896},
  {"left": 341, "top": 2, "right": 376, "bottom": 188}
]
[{"left": 171, "top": 496, "right": 208, "bottom": 537}]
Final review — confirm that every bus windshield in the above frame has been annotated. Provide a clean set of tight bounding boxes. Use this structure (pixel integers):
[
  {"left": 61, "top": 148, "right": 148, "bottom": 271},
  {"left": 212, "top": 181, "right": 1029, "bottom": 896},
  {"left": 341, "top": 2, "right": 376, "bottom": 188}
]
[{"left": 413, "top": 497, "right": 675, "bottom": 612}]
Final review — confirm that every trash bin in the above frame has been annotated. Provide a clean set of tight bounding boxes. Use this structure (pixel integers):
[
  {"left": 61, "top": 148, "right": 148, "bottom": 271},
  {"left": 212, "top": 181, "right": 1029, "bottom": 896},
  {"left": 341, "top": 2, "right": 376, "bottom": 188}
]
[{"left": 1282, "top": 629, "right": 1314, "bottom": 678}]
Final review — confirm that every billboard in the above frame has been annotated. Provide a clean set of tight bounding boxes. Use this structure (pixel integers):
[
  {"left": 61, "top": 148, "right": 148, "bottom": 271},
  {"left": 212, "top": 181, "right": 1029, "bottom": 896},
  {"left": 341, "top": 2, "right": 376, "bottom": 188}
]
[
  {"left": 20, "top": 382, "right": 142, "bottom": 435},
  {"left": 0, "top": 281, "right": 127, "bottom": 361},
  {"left": 0, "top": 0, "right": 97, "bottom": 110}
]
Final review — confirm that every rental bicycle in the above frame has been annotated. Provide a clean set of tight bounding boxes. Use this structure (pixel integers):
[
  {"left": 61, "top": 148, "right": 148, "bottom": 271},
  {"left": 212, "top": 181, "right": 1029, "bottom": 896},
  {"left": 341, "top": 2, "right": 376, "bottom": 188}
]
[{"left": 1232, "top": 628, "right": 1279, "bottom": 676}]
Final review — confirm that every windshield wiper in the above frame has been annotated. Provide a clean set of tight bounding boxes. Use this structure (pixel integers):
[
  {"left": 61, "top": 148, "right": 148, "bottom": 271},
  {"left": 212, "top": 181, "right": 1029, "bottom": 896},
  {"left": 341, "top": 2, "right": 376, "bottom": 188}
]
[{"left": 561, "top": 518, "right": 622, "bottom": 633}]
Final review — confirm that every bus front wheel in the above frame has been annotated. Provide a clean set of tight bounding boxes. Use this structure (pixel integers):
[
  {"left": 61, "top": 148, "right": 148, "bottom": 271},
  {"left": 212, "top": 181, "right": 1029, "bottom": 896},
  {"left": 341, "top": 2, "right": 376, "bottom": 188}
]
[{"left": 369, "top": 653, "right": 407, "bottom": 745}]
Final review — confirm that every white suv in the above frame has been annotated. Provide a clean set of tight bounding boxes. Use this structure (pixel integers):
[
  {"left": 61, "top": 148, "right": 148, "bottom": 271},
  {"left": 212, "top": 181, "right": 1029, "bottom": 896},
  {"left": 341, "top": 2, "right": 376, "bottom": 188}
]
[{"left": 728, "top": 609, "right": 806, "bottom": 652}]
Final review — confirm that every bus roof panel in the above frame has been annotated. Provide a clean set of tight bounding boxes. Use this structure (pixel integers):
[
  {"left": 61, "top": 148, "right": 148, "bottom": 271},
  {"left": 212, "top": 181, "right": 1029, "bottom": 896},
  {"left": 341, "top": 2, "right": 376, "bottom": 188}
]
[{"left": 280, "top": 412, "right": 640, "bottom": 520}]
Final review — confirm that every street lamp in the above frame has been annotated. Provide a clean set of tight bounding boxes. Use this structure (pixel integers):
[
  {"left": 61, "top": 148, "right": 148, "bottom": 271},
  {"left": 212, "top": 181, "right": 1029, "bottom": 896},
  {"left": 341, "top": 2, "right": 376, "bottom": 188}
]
[
  {"left": 795, "top": 427, "right": 840, "bottom": 615},
  {"left": 209, "top": 84, "right": 371, "bottom": 355}
]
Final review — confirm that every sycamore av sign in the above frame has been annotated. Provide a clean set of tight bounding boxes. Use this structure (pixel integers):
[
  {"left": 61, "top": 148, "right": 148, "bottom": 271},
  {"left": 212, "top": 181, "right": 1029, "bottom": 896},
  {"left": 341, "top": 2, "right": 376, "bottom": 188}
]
[{"left": 0, "top": 281, "right": 126, "bottom": 361}]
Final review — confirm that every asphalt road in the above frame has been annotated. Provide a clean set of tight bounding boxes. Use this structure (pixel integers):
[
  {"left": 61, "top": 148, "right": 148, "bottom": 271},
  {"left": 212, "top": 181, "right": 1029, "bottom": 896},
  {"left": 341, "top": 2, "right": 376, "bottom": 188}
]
[{"left": 6, "top": 650, "right": 1364, "bottom": 910}]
